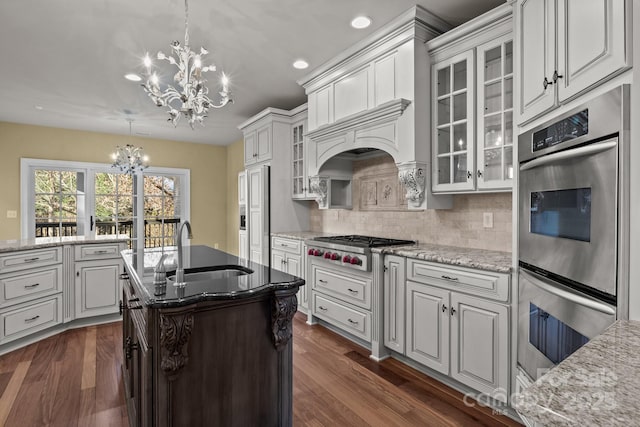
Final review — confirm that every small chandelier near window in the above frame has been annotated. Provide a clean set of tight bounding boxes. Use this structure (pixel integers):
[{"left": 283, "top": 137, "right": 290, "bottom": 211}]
[
  {"left": 141, "top": 0, "right": 232, "bottom": 129},
  {"left": 111, "top": 119, "right": 149, "bottom": 175}
]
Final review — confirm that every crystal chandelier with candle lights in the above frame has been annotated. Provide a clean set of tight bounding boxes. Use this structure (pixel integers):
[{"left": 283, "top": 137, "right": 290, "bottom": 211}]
[
  {"left": 141, "top": 0, "right": 232, "bottom": 129},
  {"left": 111, "top": 119, "right": 149, "bottom": 175}
]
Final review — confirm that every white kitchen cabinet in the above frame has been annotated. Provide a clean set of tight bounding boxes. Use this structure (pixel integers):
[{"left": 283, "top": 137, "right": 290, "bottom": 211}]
[
  {"left": 383, "top": 255, "right": 406, "bottom": 354},
  {"left": 476, "top": 36, "right": 514, "bottom": 189},
  {"left": 291, "top": 116, "right": 313, "bottom": 200},
  {"left": 517, "top": 0, "right": 629, "bottom": 124},
  {"left": 428, "top": 3, "right": 513, "bottom": 194},
  {"left": 238, "top": 230, "right": 248, "bottom": 260},
  {"left": 271, "top": 236, "right": 306, "bottom": 312},
  {"left": 247, "top": 166, "right": 269, "bottom": 265},
  {"left": 238, "top": 171, "right": 246, "bottom": 206},
  {"left": 75, "top": 259, "right": 122, "bottom": 319},
  {"left": 243, "top": 123, "right": 272, "bottom": 166}
]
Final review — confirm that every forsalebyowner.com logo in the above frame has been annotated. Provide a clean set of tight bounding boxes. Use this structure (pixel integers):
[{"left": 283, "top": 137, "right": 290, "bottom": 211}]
[{"left": 462, "top": 367, "right": 619, "bottom": 416}]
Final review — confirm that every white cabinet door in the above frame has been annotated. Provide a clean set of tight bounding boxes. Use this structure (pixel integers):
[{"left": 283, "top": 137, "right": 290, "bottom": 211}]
[
  {"left": 238, "top": 171, "right": 247, "bottom": 205},
  {"left": 476, "top": 35, "right": 514, "bottom": 190},
  {"left": 75, "top": 259, "right": 122, "bottom": 319},
  {"left": 256, "top": 124, "right": 272, "bottom": 163},
  {"left": 383, "top": 255, "right": 406, "bottom": 354},
  {"left": 432, "top": 50, "right": 476, "bottom": 192},
  {"left": 238, "top": 230, "right": 248, "bottom": 260},
  {"left": 271, "top": 250, "right": 285, "bottom": 273},
  {"left": 405, "top": 281, "right": 450, "bottom": 375},
  {"left": 285, "top": 254, "right": 301, "bottom": 277},
  {"left": 450, "top": 293, "right": 509, "bottom": 402},
  {"left": 291, "top": 120, "right": 307, "bottom": 199},
  {"left": 247, "top": 166, "right": 269, "bottom": 266},
  {"left": 517, "top": 0, "right": 556, "bottom": 124},
  {"left": 556, "top": 0, "right": 628, "bottom": 101},
  {"left": 244, "top": 131, "right": 257, "bottom": 165}
]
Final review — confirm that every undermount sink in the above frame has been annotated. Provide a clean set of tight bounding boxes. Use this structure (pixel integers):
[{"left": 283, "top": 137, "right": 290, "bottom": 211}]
[{"left": 167, "top": 267, "right": 253, "bottom": 285}]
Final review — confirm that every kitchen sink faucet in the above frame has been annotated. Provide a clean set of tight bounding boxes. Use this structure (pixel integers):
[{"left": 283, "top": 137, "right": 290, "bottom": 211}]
[{"left": 175, "top": 220, "right": 193, "bottom": 286}]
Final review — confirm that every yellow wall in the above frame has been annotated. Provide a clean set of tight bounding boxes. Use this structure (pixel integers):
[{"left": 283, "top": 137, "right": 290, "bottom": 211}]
[
  {"left": 0, "top": 121, "right": 231, "bottom": 249},
  {"left": 225, "top": 139, "right": 245, "bottom": 256}
]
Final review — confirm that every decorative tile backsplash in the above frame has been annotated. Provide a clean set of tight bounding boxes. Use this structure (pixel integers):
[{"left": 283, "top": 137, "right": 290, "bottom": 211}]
[{"left": 310, "top": 155, "right": 513, "bottom": 253}]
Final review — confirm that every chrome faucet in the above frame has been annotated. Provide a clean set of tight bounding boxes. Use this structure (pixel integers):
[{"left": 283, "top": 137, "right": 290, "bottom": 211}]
[{"left": 175, "top": 220, "right": 193, "bottom": 286}]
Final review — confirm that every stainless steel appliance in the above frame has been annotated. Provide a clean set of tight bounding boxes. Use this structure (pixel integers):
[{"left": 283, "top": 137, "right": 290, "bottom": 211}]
[
  {"left": 239, "top": 205, "right": 246, "bottom": 230},
  {"left": 517, "top": 86, "right": 629, "bottom": 380},
  {"left": 305, "top": 235, "right": 414, "bottom": 272}
]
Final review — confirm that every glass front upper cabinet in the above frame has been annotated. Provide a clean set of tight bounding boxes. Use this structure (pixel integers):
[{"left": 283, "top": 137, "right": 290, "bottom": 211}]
[
  {"left": 433, "top": 50, "right": 475, "bottom": 192},
  {"left": 291, "top": 121, "right": 306, "bottom": 198},
  {"left": 476, "top": 36, "right": 513, "bottom": 190}
]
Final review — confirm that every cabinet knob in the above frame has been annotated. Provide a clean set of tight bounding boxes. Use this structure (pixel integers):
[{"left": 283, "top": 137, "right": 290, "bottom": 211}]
[
  {"left": 450, "top": 307, "right": 456, "bottom": 316},
  {"left": 442, "top": 304, "right": 447, "bottom": 313},
  {"left": 477, "top": 170, "right": 483, "bottom": 178},
  {"left": 543, "top": 77, "right": 553, "bottom": 89},
  {"left": 466, "top": 171, "right": 472, "bottom": 179},
  {"left": 553, "top": 70, "right": 563, "bottom": 83}
]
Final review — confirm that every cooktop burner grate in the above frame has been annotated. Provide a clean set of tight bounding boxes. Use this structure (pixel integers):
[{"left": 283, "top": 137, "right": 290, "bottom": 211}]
[{"left": 312, "top": 235, "right": 414, "bottom": 248}]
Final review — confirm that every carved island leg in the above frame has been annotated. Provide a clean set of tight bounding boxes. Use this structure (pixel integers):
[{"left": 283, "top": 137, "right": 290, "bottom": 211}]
[
  {"left": 272, "top": 288, "right": 298, "bottom": 427},
  {"left": 159, "top": 311, "right": 195, "bottom": 379}
]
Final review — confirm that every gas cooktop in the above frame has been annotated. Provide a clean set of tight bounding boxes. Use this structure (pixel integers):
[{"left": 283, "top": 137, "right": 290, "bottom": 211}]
[{"left": 312, "top": 235, "right": 415, "bottom": 248}]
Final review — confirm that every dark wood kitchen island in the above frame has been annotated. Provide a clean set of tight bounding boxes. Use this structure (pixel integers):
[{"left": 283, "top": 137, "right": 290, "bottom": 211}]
[{"left": 120, "top": 245, "right": 304, "bottom": 427}]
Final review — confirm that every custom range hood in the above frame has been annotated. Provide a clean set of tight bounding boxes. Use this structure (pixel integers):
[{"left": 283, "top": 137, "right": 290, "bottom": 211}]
[{"left": 298, "top": 6, "right": 453, "bottom": 210}]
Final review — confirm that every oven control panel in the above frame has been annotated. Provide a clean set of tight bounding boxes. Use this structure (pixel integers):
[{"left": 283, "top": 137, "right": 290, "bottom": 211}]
[{"left": 307, "top": 247, "right": 368, "bottom": 272}]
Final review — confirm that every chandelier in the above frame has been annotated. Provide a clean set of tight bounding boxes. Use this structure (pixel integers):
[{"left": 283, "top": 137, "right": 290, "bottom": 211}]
[
  {"left": 141, "top": 0, "right": 232, "bottom": 129},
  {"left": 111, "top": 119, "right": 149, "bottom": 175}
]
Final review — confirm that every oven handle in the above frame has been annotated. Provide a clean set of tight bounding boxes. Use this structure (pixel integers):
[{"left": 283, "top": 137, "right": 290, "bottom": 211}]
[
  {"left": 520, "top": 269, "right": 616, "bottom": 316},
  {"left": 519, "top": 139, "right": 617, "bottom": 172}
]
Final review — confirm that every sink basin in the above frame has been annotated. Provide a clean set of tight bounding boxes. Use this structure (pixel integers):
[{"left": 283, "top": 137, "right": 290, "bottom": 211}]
[{"left": 167, "top": 267, "right": 252, "bottom": 285}]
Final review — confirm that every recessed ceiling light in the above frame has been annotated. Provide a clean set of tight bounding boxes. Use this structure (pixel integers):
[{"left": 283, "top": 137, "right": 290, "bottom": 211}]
[
  {"left": 351, "top": 16, "right": 372, "bottom": 29},
  {"left": 34, "top": 105, "right": 44, "bottom": 111},
  {"left": 124, "top": 73, "right": 142, "bottom": 82},
  {"left": 293, "top": 59, "right": 309, "bottom": 70}
]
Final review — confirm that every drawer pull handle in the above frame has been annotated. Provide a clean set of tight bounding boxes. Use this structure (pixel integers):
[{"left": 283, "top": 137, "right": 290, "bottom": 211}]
[
  {"left": 23, "top": 257, "right": 40, "bottom": 263},
  {"left": 318, "top": 306, "right": 328, "bottom": 311},
  {"left": 347, "top": 288, "right": 358, "bottom": 294},
  {"left": 280, "top": 244, "right": 288, "bottom": 247},
  {"left": 94, "top": 250, "right": 109, "bottom": 254},
  {"left": 24, "top": 283, "right": 40, "bottom": 289},
  {"left": 441, "top": 275, "right": 459, "bottom": 281},
  {"left": 119, "top": 273, "right": 129, "bottom": 280},
  {"left": 25, "top": 315, "right": 40, "bottom": 322},
  {"left": 347, "top": 318, "right": 359, "bottom": 325},
  {"left": 318, "top": 279, "right": 328, "bottom": 284}
]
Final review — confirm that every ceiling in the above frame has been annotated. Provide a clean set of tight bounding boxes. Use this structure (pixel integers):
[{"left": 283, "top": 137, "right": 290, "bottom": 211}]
[{"left": 0, "top": 0, "right": 504, "bottom": 146}]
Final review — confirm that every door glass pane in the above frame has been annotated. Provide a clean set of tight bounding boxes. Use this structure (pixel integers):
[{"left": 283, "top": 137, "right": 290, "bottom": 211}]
[
  {"left": 437, "top": 157, "right": 451, "bottom": 185},
  {"left": 95, "top": 173, "right": 134, "bottom": 242},
  {"left": 483, "top": 148, "right": 502, "bottom": 181},
  {"left": 453, "top": 61, "right": 467, "bottom": 91},
  {"left": 437, "top": 98, "right": 451, "bottom": 125},
  {"left": 504, "top": 111, "right": 514, "bottom": 146},
  {"left": 484, "top": 114, "right": 502, "bottom": 147},
  {"left": 504, "top": 77, "right": 513, "bottom": 110},
  {"left": 438, "top": 128, "right": 451, "bottom": 155},
  {"left": 437, "top": 67, "right": 451, "bottom": 96},
  {"left": 453, "top": 154, "right": 468, "bottom": 183},
  {"left": 453, "top": 93, "right": 467, "bottom": 121},
  {"left": 453, "top": 123, "right": 467, "bottom": 152},
  {"left": 293, "top": 127, "right": 298, "bottom": 144},
  {"left": 504, "top": 146, "right": 513, "bottom": 180},
  {"left": 143, "top": 174, "right": 181, "bottom": 248},
  {"left": 504, "top": 41, "right": 513, "bottom": 75},
  {"left": 34, "top": 170, "right": 83, "bottom": 238},
  {"left": 485, "top": 81, "right": 502, "bottom": 114},
  {"left": 299, "top": 142, "right": 304, "bottom": 159},
  {"left": 485, "top": 46, "right": 502, "bottom": 81}
]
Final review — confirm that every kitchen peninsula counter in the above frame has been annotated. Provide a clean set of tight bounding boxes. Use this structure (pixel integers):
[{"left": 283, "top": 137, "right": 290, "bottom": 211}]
[
  {"left": 514, "top": 320, "right": 640, "bottom": 426},
  {"left": 120, "top": 244, "right": 302, "bottom": 427},
  {"left": 373, "top": 243, "right": 512, "bottom": 273}
]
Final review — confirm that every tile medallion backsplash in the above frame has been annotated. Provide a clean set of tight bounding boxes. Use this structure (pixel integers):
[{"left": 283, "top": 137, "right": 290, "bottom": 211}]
[{"left": 310, "top": 154, "right": 512, "bottom": 252}]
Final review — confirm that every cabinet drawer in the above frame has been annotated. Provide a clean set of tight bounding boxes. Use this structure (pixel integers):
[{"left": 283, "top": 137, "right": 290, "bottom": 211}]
[
  {"left": 407, "top": 259, "right": 509, "bottom": 302},
  {"left": 312, "top": 293, "right": 370, "bottom": 342},
  {"left": 312, "top": 265, "right": 371, "bottom": 309},
  {"left": 1, "top": 295, "right": 62, "bottom": 343},
  {"left": 0, "top": 247, "right": 62, "bottom": 273},
  {"left": 271, "top": 237, "right": 301, "bottom": 255},
  {"left": 1, "top": 265, "right": 62, "bottom": 307},
  {"left": 75, "top": 243, "right": 123, "bottom": 261}
]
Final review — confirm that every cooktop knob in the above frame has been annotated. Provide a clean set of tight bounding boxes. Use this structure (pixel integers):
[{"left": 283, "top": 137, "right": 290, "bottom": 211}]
[
  {"left": 350, "top": 257, "right": 361, "bottom": 265},
  {"left": 308, "top": 249, "right": 315, "bottom": 256},
  {"left": 324, "top": 252, "right": 331, "bottom": 259},
  {"left": 342, "top": 255, "right": 351, "bottom": 263},
  {"left": 313, "top": 249, "right": 322, "bottom": 256},
  {"left": 331, "top": 253, "right": 339, "bottom": 261}
]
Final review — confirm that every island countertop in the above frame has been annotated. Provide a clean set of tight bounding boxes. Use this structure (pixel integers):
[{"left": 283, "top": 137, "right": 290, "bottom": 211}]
[
  {"left": 121, "top": 245, "right": 304, "bottom": 308},
  {"left": 514, "top": 320, "right": 640, "bottom": 426}
]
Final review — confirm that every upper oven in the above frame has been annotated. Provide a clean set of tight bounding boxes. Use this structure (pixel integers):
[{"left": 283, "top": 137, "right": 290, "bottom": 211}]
[{"left": 518, "top": 86, "right": 627, "bottom": 303}]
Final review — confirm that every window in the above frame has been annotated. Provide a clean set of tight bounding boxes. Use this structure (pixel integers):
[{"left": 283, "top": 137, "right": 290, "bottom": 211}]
[{"left": 22, "top": 159, "right": 190, "bottom": 248}]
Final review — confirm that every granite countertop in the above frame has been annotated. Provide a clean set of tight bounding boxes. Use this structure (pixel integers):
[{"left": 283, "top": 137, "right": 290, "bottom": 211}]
[
  {"left": 372, "top": 243, "right": 512, "bottom": 273},
  {"left": 271, "top": 231, "right": 338, "bottom": 241},
  {"left": 122, "top": 245, "right": 304, "bottom": 308},
  {"left": 0, "top": 235, "right": 130, "bottom": 253},
  {"left": 514, "top": 320, "right": 640, "bottom": 426}
]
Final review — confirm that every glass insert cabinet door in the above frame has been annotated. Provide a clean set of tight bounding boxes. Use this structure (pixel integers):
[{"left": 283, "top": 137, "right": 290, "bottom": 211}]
[
  {"left": 476, "top": 36, "right": 514, "bottom": 190},
  {"left": 433, "top": 50, "right": 475, "bottom": 192},
  {"left": 292, "top": 121, "right": 306, "bottom": 198}
]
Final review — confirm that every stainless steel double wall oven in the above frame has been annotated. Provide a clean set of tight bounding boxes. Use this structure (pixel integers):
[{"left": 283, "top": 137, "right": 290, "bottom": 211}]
[{"left": 517, "top": 86, "right": 630, "bottom": 380}]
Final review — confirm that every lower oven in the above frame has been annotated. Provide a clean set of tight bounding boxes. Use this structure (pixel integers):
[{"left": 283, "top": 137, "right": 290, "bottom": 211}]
[{"left": 518, "top": 269, "right": 615, "bottom": 380}]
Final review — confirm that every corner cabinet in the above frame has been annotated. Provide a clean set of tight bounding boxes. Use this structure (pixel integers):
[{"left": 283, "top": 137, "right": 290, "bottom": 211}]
[
  {"left": 429, "top": 3, "right": 514, "bottom": 194},
  {"left": 517, "top": 0, "right": 630, "bottom": 124}
]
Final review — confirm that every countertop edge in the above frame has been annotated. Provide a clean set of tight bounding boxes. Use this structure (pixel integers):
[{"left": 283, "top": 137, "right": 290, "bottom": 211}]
[{"left": 0, "top": 236, "right": 129, "bottom": 253}]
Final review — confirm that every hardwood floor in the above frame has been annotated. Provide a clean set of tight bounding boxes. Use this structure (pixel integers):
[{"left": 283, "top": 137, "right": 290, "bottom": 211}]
[{"left": 0, "top": 314, "right": 520, "bottom": 426}]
